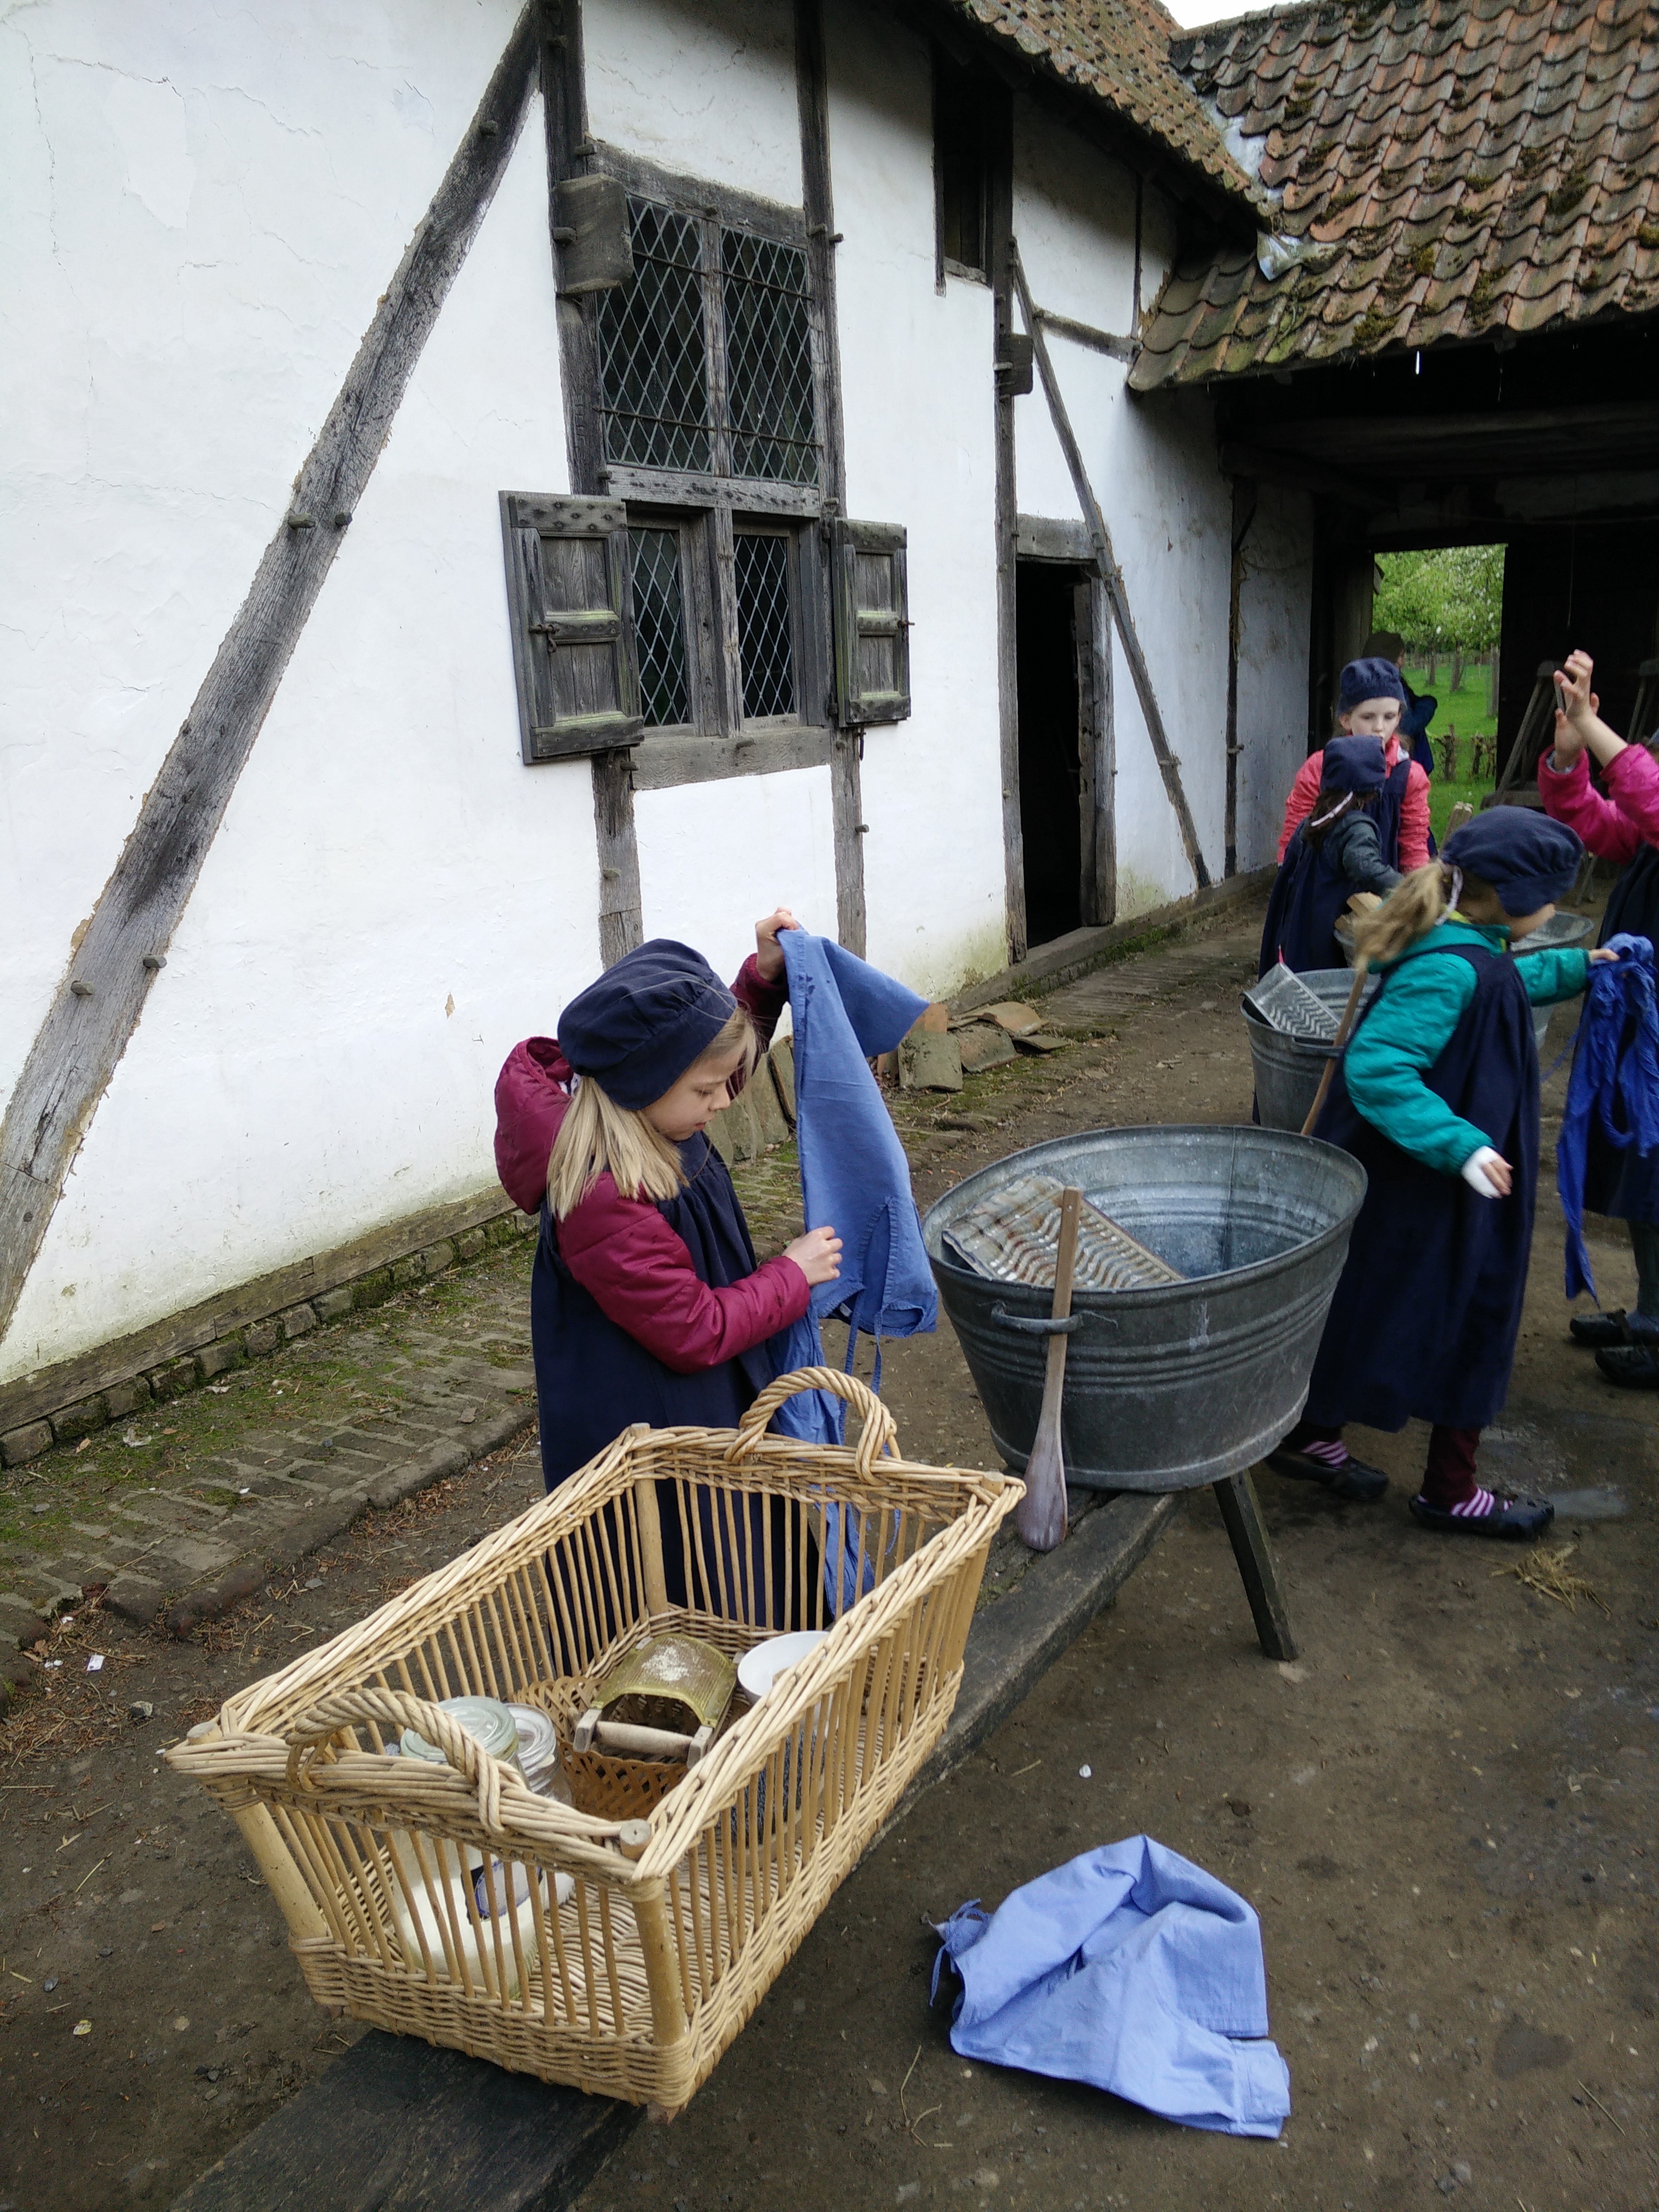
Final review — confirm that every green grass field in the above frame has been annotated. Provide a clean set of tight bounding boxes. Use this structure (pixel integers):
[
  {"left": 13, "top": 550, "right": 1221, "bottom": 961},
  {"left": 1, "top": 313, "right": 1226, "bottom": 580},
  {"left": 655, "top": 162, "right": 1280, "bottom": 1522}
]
[{"left": 1400, "top": 660, "right": 1498, "bottom": 840}]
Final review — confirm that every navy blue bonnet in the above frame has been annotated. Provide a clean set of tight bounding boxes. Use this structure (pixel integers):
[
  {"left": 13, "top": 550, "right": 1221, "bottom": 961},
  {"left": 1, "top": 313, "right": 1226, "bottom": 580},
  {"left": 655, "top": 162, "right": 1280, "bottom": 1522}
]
[
  {"left": 558, "top": 939, "right": 738, "bottom": 1109},
  {"left": 1442, "top": 812, "right": 1583, "bottom": 917},
  {"left": 1321, "top": 735, "right": 1388, "bottom": 794},
  {"left": 1338, "top": 657, "right": 1408, "bottom": 712}
]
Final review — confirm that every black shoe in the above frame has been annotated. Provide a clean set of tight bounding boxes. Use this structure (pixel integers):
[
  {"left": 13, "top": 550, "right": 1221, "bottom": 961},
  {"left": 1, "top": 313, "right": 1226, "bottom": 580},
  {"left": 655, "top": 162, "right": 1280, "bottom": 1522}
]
[
  {"left": 1570, "top": 1308, "right": 1631, "bottom": 1347},
  {"left": 1595, "top": 1343, "right": 1659, "bottom": 1388},
  {"left": 1264, "top": 1447, "right": 1388, "bottom": 1503},
  {"left": 1409, "top": 1491, "right": 1554, "bottom": 1539}
]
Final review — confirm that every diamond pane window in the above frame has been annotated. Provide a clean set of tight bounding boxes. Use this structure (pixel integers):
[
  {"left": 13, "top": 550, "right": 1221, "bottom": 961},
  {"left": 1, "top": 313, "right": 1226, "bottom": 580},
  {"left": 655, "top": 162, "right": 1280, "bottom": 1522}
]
[
  {"left": 733, "top": 533, "right": 795, "bottom": 719},
  {"left": 722, "top": 231, "right": 817, "bottom": 484},
  {"left": 629, "top": 527, "right": 690, "bottom": 727},
  {"left": 598, "top": 201, "right": 711, "bottom": 472}
]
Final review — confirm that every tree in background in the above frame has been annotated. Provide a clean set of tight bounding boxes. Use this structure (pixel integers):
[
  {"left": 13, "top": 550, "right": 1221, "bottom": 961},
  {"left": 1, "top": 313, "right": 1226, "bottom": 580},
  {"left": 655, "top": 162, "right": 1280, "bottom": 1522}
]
[{"left": 1373, "top": 544, "right": 1504, "bottom": 652}]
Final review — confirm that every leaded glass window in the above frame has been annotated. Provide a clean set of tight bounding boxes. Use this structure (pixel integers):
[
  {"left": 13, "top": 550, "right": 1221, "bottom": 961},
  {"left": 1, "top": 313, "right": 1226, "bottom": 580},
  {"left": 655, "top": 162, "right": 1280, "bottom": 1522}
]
[
  {"left": 597, "top": 203, "right": 711, "bottom": 472},
  {"left": 596, "top": 198, "right": 818, "bottom": 489},
  {"left": 628, "top": 527, "right": 690, "bottom": 727},
  {"left": 722, "top": 232, "right": 816, "bottom": 484},
  {"left": 734, "top": 532, "right": 795, "bottom": 719}
]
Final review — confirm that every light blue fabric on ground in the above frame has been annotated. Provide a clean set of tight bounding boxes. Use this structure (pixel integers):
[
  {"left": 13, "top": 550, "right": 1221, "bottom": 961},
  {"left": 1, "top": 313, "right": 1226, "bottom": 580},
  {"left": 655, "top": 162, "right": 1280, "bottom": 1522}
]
[
  {"left": 1558, "top": 934, "right": 1659, "bottom": 1298},
  {"left": 766, "top": 932, "right": 935, "bottom": 1608},
  {"left": 931, "top": 1836, "right": 1291, "bottom": 2140}
]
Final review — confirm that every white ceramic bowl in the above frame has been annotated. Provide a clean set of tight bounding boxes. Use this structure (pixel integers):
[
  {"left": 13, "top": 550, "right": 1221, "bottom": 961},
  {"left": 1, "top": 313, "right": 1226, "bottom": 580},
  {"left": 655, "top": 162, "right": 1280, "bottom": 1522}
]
[{"left": 737, "top": 1630, "right": 831, "bottom": 1703}]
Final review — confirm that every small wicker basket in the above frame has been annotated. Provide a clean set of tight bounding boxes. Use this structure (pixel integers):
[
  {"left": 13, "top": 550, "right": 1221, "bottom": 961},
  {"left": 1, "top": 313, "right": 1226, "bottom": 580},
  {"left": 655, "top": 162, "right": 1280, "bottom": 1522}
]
[{"left": 167, "top": 1370, "right": 1018, "bottom": 2117}]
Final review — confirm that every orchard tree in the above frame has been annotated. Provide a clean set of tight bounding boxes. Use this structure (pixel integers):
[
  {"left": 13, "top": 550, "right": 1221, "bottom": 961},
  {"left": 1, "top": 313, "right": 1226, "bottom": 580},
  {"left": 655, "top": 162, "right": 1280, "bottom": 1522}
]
[{"left": 1373, "top": 545, "right": 1504, "bottom": 652}]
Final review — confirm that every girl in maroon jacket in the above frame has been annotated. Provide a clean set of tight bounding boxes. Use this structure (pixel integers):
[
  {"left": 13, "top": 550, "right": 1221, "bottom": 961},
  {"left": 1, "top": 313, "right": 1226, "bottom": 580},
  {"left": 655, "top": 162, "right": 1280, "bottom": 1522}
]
[{"left": 494, "top": 912, "right": 841, "bottom": 1514}]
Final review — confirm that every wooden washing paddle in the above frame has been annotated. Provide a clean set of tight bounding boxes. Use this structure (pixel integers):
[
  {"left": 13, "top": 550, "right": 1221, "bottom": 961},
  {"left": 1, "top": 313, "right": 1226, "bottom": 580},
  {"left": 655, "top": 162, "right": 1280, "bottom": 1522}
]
[
  {"left": 1016, "top": 1184, "right": 1081, "bottom": 1553},
  {"left": 1301, "top": 963, "right": 1369, "bottom": 1137}
]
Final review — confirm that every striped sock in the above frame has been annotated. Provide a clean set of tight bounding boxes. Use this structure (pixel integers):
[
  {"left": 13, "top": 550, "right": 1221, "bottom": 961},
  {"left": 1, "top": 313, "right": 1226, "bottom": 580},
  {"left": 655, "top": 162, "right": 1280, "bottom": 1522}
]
[
  {"left": 1449, "top": 1488, "right": 1496, "bottom": 1519},
  {"left": 1298, "top": 1438, "right": 1350, "bottom": 1469}
]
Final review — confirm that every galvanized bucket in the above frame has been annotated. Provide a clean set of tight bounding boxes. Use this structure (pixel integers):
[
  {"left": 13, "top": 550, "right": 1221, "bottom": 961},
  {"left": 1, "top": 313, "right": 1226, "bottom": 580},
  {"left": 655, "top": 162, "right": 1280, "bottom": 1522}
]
[
  {"left": 1243, "top": 969, "right": 1377, "bottom": 1133},
  {"left": 1514, "top": 911, "right": 1595, "bottom": 1048},
  {"left": 921, "top": 1127, "right": 1368, "bottom": 1492}
]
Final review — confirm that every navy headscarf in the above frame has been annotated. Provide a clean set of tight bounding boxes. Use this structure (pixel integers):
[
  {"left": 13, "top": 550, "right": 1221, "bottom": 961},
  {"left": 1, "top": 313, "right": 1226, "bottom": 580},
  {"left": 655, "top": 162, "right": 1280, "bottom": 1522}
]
[{"left": 558, "top": 939, "right": 738, "bottom": 1108}]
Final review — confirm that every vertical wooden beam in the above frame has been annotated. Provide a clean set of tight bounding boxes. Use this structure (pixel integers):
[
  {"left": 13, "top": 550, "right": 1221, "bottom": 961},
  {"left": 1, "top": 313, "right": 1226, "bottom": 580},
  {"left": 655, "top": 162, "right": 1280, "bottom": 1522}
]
[
  {"left": 1010, "top": 245, "right": 1211, "bottom": 892},
  {"left": 1076, "top": 575, "right": 1116, "bottom": 927},
  {"left": 1224, "top": 476, "right": 1258, "bottom": 881},
  {"left": 988, "top": 96, "right": 1024, "bottom": 965},
  {"left": 0, "top": 5, "right": 547, "bottom": 1354},
  {"left": 544, "top": 0, "right": 642, "bottom": 963},
  {"left": 797, "top": 0, "right": 864, "bottom": 954}
]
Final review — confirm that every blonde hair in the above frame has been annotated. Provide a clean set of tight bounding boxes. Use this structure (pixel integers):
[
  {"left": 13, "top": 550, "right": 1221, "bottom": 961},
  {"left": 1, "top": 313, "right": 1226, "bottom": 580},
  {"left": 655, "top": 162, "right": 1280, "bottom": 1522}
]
[
  {"left": 1351, "top": 860, "right": 1496, "bottom": 970},
  {"left": 547, "top": 1006, "right": 757, "bottom": 1218}
]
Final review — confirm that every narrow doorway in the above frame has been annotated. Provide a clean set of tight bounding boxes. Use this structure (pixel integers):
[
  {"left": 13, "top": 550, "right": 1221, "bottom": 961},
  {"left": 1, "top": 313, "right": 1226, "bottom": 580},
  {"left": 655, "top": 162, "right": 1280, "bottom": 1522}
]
[{"left": 1016, "top": 559, "right": 1085, "bottom": 947}]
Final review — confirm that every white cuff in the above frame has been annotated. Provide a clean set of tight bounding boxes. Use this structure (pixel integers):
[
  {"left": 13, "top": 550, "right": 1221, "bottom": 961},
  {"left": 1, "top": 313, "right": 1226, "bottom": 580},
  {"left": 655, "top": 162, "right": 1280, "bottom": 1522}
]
[{"left": 1460, "top": 1146, "right": 1505, "bottom": 1196}]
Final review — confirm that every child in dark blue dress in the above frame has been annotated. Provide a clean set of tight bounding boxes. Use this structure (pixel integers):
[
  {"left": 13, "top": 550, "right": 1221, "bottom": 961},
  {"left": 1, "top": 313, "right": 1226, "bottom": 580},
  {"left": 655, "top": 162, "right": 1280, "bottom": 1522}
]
[
  {"left": 1267, "top": 812, "right": 1613, "bottom": 1535},
  {"left": 1259, "top": 736, "right": 1402, "bottom": 976}
]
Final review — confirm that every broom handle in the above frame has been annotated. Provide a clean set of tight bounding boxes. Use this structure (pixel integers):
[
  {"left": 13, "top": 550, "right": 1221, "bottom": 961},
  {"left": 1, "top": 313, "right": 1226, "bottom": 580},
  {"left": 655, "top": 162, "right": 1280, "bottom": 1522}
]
[{"left": 1301, "top": 965, "right": 1369, "bottom": 1137}]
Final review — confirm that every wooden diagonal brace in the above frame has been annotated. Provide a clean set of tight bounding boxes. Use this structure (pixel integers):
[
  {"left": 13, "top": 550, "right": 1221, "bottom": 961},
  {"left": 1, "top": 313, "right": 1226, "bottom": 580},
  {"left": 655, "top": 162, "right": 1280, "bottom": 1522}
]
[
  {"left": 0, "top": 5, "right": 547, "bottom": 1352},
  {"left": 1009, "top": 245, "right": 1211, "bottom": 891}
]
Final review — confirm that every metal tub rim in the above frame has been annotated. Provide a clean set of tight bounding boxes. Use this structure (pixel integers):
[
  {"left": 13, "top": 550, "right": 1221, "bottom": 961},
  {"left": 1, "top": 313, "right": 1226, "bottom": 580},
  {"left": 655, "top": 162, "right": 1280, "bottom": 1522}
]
[{"left": 921, "top": 1124, "right": 1368, "bottom": 1312}]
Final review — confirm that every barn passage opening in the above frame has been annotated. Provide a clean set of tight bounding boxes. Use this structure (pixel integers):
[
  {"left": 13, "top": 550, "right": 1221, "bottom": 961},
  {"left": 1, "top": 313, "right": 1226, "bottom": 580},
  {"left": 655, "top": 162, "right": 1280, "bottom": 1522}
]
[{"left": 1016, "top": 559, "right": 1085, "bottom": 947}]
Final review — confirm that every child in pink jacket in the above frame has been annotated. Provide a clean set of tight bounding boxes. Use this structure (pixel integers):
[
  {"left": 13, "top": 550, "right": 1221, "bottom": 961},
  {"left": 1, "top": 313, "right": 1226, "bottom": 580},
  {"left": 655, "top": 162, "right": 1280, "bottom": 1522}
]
[{"left": 1538, "top": 648, "right": 1659, "bottom": 1384}]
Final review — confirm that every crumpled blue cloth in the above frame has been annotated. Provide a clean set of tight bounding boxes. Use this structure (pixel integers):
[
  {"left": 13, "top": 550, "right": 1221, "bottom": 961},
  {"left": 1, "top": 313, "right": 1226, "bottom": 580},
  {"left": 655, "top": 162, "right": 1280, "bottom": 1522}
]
[
  {"left": 931, "top": 1837, "right": 1291, "bottom": 2140},
  {"left": 1558, "top": 934, "right": 1659, "bottom": 1298},
  {"left": 764, "top": 932, "right": 935, "bottom": 1609}
]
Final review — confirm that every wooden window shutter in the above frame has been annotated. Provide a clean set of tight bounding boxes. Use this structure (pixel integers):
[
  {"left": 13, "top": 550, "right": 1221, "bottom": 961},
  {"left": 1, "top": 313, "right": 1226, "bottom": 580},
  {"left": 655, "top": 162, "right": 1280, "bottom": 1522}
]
[
  {"left": 830, "top": 519, "right": 911, "bottom": 726},
  {"left": 500, "top": 492, "right": 644, "bottom": 763}
]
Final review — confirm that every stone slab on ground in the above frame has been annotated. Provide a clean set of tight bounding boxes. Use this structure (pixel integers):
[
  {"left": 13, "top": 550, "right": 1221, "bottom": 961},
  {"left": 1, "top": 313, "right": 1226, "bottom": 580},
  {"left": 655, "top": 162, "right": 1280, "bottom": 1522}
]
[{"left": 164, "top": 1488, "right": 1174, "bottom": 2212}]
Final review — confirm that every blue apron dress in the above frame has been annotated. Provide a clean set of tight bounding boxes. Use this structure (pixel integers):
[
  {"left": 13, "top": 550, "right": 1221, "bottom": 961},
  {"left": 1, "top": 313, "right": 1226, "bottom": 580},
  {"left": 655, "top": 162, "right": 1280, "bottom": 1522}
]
[
  {"left": 1581, "top": 845, "right": 1659, "bottom": 1225},
  {"left": 1304, "top": 940, "right": 1538, "bottom": 1432},
  {"left": 532, "top": 1132, "right": 801, "bottom": 1633},
  {"left": 1258, "top": 823, "right": 1359, "bottom": 976}
]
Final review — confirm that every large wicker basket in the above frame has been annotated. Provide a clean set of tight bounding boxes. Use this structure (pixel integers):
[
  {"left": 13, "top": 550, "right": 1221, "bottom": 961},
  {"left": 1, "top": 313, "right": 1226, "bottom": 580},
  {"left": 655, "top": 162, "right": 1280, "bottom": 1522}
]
[{"left": 167, "top": 1370, "right": 1018, "bottom": 2117}]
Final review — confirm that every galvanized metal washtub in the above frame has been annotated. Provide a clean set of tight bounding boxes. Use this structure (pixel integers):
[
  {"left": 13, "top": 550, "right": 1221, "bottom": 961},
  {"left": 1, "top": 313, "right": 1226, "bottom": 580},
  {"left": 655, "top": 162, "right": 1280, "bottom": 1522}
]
[
  {"left": 921, "top": 1127, "right": 1368, "bottom": 1492},
  {"left": 1242, "top": 969, "right": 1378, "bottom": 1133}
]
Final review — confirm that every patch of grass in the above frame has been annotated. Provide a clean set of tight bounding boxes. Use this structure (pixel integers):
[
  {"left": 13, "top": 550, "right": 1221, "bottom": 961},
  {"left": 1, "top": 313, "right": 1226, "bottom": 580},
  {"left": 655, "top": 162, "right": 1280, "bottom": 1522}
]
[{"left": 1401, "top": 661, "right": 1499, "bottom": 839}]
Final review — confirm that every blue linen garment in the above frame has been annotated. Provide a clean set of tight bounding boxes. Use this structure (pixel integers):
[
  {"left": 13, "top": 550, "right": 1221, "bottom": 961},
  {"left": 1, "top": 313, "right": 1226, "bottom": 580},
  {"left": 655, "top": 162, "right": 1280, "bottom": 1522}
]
[
  {"left": 767, "top": 932, "right": 936, "bottom": 1605},
  {"left": 1557, "top": 935, "right": 1659, "bottom": 1298},
  {"left": 931, "top": 1837, "right": 1291, "bottom": 2139}
]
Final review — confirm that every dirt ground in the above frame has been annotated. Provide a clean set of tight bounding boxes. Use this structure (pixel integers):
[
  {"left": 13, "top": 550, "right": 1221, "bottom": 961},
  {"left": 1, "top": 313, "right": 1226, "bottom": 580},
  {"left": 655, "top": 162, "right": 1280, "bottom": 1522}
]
[{"left": 3, "top": 904, "right": 1655, "bottom": 2211}]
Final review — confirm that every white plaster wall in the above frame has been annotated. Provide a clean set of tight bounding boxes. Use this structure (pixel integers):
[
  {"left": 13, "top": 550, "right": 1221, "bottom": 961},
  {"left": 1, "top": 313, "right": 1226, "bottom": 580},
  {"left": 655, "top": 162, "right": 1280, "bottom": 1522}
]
[
  {"left": 585, "top": 0, "right": 802, "bottom": 208},
  {"left": 827, "top": 4, "right": 1009, "bottom": 998},
  {"left": 1, "top": 98, "right": 592, "bottom": 1383},
  {"left": 635, "top": 768, "right": 839, "bottom": 985},
  {"left": 0, "top": 0, "right": 529, "bottom": 1110},
  {"left": 1235, "top": 483, "right": 1315, "bottom": 869}
]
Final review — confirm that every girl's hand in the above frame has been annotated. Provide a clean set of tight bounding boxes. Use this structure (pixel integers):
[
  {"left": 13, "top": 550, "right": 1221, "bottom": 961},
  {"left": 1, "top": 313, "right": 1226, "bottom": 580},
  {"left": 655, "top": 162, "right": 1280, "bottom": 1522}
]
[
  {"left": 785, "top": 1225, "right": 842, "bottom": 1286},
  {"left": 1554, "top": 649, "right": 1597, "bottom": 733},
  {"left": 1460, "top": 1146, "right": 1512, "bottom": 1198},
  {"left": 755, "top": 907, "right": 800, "bottom": 983},
  {"left": 1589, "top": 946, "right": 1621, "bottom": 965}
]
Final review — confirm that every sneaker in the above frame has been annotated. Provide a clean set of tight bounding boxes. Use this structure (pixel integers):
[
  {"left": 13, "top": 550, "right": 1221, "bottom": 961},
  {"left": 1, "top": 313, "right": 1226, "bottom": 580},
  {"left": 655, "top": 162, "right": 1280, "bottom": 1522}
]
[
  {"left": 1595, "top": 1343, "right": 1659, "bottom": 1388},
  {"left": 1409, "top": 1490, "right": 1554, "bottom": 1539},
  {"left": 1264, "top": 1446, "right": 1389, "bottom": 1503}
]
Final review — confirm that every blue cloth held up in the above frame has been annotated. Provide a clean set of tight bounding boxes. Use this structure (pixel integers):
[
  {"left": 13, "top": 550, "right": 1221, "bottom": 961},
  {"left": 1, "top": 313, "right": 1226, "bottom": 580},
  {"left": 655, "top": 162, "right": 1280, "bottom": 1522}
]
[
  {"left": 1558, "top": 934, "right": 1659, "bottom": 1299},
  {"left": 767, "top": 924, "right": 935, "bottom": 1415},
  {"left": 931, "top": 1837, "right": 1291, "bottom": 2139}
]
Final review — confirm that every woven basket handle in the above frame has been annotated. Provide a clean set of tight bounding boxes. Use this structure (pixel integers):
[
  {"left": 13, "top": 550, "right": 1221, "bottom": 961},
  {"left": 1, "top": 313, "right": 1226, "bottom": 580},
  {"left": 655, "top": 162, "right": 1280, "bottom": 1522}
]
[
  {"left": 728, "top": 1364, "right": 899, "bottom": 1479},
  {"left": 282, "top": 1686, "right": 517, "bottom": 1837}
]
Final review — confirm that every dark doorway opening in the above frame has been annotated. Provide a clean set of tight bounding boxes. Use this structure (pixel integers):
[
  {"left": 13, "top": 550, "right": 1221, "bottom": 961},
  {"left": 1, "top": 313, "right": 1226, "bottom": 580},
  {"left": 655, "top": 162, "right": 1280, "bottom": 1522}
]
[{"left": 1017, "top": 559, "right": 1085, "bottom": 948}]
